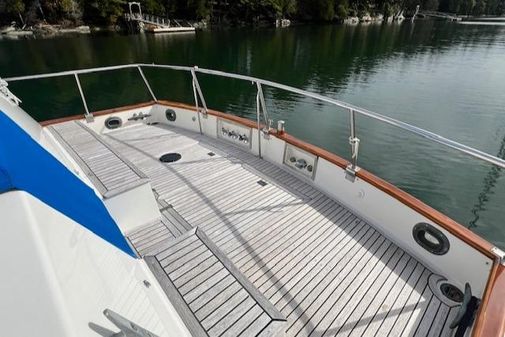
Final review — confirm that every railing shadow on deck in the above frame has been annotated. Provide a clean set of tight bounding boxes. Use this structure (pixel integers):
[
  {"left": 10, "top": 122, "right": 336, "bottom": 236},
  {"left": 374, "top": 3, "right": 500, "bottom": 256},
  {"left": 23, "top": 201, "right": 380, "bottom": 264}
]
[{"left": 98, "top": 122, "right": 455, "bottom": 336}]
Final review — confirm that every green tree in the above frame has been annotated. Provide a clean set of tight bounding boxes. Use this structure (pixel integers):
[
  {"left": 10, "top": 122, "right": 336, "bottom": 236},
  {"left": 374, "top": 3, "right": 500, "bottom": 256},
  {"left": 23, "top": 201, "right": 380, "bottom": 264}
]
[
  {"left": 189, "top": 0, "right": 210, "bottom": 19},
  {"left": 40, "top": 0, "right": 82, "bottom": 22},
  {"left": 269, "top": 0, "right": 297, "bottom": 18},
  {"left": 318, "top": 0, "right": 336, "bottom": 20},
  {"left": 2, "top": 0, "right": 505, "bottom": 27},
  {"left": 86, "top": 0, "right": 125, "bottom": 24},
  {"left": 336, "top": 0, "right": 350, "bottom": 18},
  {"left": 4, "top": 0, "right": 26, "bottom": 24},
  {"left": 459, "top": 0, "right": 475, "bottom": 13},
  {"left": 141, "top": 0, "right": 165, "bottom": 14},
  {"left": 485, "top": 0, "right": 504, "bottom": 13},
  {"left": 423, "top": 0, "right": 439, "bottom": 11},
  {"left": 472, "top": 0, "right": 486, "bottom": 13}
]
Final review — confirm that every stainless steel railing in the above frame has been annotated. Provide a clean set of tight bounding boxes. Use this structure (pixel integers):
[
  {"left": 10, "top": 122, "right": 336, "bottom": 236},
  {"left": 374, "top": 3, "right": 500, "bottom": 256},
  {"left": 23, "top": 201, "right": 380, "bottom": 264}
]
[{"left": 4, "top": 63, "right": 505, "bottom": 171}]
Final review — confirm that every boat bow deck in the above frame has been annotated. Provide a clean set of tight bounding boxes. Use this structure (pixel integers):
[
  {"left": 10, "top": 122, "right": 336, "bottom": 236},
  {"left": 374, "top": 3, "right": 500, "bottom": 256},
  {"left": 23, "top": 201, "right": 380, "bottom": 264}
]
[{"left": 54, "top": 120, "right": 460, "bottom": 337}]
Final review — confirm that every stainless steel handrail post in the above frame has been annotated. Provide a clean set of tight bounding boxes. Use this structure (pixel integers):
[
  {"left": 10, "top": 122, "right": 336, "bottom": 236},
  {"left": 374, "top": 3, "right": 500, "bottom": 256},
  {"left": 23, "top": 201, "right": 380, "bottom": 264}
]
[
  {"left": 256, "top": 88, "right": 262, "bottom": 158},
  {"left": 191, "top": 67, "right": 208, "bottom": 115},
  {"left": 256, "top": 82, "right": 270, "bottom": 127},
  {"left": 255, "top": 81, "right": 272, "bottom": 158},
  {"left": 74, "top": 73, "right": 93, "bottom": 122},
  {"left": 137, "top": 66, "right": 157, "bottom": 101},
  {"left": 191, "top": 74, "right": 203, "bottom": 135},
  {"left": 346, "top": 109, "right": 360, "bottom": 182}
]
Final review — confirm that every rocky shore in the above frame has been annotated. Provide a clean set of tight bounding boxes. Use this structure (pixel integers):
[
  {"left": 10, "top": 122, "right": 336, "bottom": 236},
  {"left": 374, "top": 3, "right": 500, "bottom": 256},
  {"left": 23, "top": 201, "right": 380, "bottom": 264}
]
[
  {"left": 0, "top": 13, "right": 412, "bottom": 40},
  {"left": 0, "top": 23, "right": 91, "bottom": 39}
]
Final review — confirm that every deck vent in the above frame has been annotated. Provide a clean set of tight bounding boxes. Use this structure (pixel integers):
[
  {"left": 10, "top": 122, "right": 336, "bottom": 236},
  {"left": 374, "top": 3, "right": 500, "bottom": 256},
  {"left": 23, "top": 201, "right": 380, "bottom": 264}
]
[
  {"left": 104, "top": 116, "right": 122, "bottom": 130},
  {"left": 165, "top": 109, "right": 177, "bottom": 122},
  {"left": 160, "top": 153, "right": 181, "bottom": 163},
  {"left": 412, "top": 223, "right": 450, "bottom": 255},
  {"left": 257, "top": 180, "right": 268, "bottom": 186},
  {"left": 440, "top": 283, "right": 464, "bottom": 303}
]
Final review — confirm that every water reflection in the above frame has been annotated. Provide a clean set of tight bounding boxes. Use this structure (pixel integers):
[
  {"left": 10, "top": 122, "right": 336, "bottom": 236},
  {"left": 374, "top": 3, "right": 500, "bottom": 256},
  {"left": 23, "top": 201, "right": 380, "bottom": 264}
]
[
  {"left": 469, "top": 135, "right": 505, "bottom": 229},
  {"left": 1, "top": 21, "right": 505, "bottom": 248}
]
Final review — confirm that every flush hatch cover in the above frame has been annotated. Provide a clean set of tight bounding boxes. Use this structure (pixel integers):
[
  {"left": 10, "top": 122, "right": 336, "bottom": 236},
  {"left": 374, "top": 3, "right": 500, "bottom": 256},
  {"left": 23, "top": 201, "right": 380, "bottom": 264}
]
[
  {"left": 257, "top": 180, "right": 268, "bottom": 186},
  {"left": 160, "top": 153, "right": 182, "bottom": 163}
]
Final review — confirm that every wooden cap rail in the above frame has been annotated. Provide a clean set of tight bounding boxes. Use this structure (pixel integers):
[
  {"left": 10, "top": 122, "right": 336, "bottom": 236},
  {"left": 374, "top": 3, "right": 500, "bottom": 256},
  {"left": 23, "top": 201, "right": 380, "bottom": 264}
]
[{"left": 472, "top": 262, "right": 505, "bottom": 337}]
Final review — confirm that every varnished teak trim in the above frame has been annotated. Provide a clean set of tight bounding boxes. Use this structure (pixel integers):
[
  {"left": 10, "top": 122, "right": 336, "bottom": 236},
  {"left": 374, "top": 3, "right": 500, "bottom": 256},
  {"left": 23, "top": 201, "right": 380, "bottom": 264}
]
[
  {"left": 39, "top": 101, "right": 156, "bottom": 126},
  {"left": 356, "top": 170, "right": 494, "bottom": 254},
  {"left": 472, "top": 262, "right": 505, "bottom": 337}
]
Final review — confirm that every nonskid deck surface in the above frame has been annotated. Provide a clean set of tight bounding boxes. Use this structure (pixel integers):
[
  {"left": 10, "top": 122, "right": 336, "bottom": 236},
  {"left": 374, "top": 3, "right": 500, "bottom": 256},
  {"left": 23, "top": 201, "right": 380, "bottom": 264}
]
[
  {"left": 64, "top": 121, "right": 459, "bottom": 337},
  {"left": 48, "top": 121, "right": 148, "bottom": 198},
  {"left": 145, "top": 228, "right": 287, "bottom": 337},
  {"left": 128, "top": 198, "right": 193, "bottom": 255}
]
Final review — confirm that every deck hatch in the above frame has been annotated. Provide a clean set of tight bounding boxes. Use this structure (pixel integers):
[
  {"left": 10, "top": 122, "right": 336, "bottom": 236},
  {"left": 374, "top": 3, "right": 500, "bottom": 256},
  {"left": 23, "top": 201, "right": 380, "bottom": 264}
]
[
  {"left": 257, "top": 179, "right": 268, "bottom": 186},
  {"left": 159, "top": 153, "right": 182, "bottom": 163}
]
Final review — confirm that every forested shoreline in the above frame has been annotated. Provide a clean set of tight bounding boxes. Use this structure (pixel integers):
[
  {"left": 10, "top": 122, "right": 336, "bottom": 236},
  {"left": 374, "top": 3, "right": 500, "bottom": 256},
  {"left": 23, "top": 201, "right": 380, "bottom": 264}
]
[{"left": 1, "top": 0, "right": 504, "bottom": 28}]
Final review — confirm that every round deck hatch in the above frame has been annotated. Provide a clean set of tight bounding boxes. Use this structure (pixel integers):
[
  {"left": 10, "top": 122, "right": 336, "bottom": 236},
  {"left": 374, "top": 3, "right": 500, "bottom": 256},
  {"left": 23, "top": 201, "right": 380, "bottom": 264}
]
[
  {"left": 160, "top": 153, "right": 181, "bottom": 163},
  {"left": 412, "top": 222, "right": 449, "bottom": 255}
]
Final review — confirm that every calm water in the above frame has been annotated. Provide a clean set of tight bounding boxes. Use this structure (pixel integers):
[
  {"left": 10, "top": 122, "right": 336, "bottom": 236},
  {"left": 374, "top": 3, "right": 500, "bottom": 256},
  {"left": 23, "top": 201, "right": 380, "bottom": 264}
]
[{"left": 1, "top": 21, "right": 505, "bottom": 249}]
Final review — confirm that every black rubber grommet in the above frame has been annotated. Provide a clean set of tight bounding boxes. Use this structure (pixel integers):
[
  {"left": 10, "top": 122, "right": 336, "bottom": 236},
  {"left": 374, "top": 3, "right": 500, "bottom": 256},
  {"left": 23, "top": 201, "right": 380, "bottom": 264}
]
[
  {"left": 165, "top": 109, "right": 176, "bottom": 122},
  {"left": 412, "top": 222, "right": 450, "bottom": 255},
  {"left": 104, "top": 116, "right": 122, "bottom": 130},
  {"left": 440, "top": 283, "right": 464, "bottom": 302}
]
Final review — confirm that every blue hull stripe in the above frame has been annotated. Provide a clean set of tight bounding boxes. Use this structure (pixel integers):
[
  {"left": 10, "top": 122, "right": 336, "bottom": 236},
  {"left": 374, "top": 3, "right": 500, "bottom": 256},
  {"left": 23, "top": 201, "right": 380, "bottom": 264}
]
[{"left": 0, "top": 111, "right": 135, "bottom": 257}]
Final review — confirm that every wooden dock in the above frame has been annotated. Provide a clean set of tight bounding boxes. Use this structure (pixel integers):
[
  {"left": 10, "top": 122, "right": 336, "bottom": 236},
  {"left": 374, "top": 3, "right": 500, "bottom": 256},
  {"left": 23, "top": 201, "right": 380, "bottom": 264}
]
[
  {"left": 125, "top": 2, "right": 195, "bottom": 33},
  {"left": 418, "top": 11, "right": 462, "bottom": 21}
]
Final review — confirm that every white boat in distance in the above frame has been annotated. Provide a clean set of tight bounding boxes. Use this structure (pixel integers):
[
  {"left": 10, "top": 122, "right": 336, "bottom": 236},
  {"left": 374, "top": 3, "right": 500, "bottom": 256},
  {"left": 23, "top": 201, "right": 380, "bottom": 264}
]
[{"left": 0, "top": 64, "right": 504, "bottom": 337}]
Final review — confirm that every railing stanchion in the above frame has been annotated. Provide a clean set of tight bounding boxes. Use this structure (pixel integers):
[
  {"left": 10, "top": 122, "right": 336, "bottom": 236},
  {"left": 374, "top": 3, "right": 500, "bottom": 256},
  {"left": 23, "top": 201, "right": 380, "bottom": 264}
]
[
  {"left": 191, "top": 76, "right": 203, "bottom": 135},
  {"left": 74, "top": 73, "right": 93, "bottom": 122},
  {"left": 346, "top": 108, "right": 360, "bottom": 182},
  {"left": 255, "top": 81, "right": 271, "bottom": 159},
  {"left": 191, "top": 67, "right": 208, "bottom": 115},
  {"left": 255, "top": 82, "right": 270, "bottom": 126},
  {"left": 137, "top": 66, "right": 157, "bottom": 102},
  {"left": 256, "top": 87, "right": 262, "bottom": 158}
]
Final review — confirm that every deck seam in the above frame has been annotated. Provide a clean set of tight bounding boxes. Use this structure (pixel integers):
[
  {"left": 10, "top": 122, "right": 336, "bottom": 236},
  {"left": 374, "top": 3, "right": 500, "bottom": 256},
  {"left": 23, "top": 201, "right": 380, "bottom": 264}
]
[{"left": 195, "top": 228, "right": 286, "bottom": 322}]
